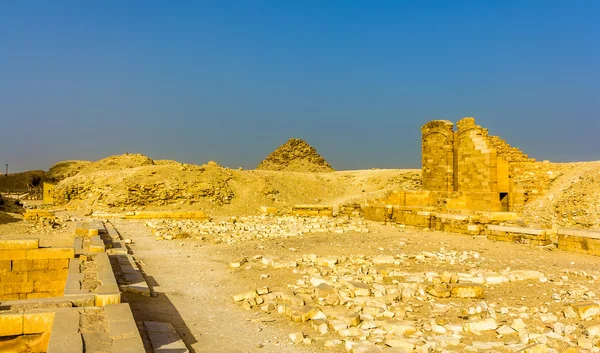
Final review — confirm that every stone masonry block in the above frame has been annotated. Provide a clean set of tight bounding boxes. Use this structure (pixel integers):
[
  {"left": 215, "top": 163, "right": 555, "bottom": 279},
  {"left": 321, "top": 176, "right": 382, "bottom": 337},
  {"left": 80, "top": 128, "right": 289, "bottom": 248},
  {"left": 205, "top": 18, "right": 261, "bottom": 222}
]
[
  {"left": 11, "top": 259, "right": 33, "bottom": 272},
  {"left": 0, "top": 282, "right": 34, "bottom": 294},
  {"left": 23, "top": 311, "right": 55, "bottom": 334},
  {"left": 33, "top": 280, "right": 66, "bottom": 293},
  {"left": 48, "top": 258, "right": 69, "bottom": 270},
  {"left": 0, "top": 313, "right": 24, "bottom": 336},
  {"left": 0, "top": 271, "right": 28, "bottom": 283},
  {"left": 26, "top": 248, "right": 74, "bottom": 260},
  {"left": 112, "top": 336, "right": 146, "bottom": 353},
  {"left": 32, "top": 259, "right": 50, "bottom": 271},
  {"left": 0, "top": 260, "right": 10, "bottom": 273},
  {"left": 0, "top": 249, "right": 27, "bottom": 261},
  {"left": 0, "top": 239, "right": 38, "bottom": 250},
  {"left": 28, "top": 270, "right": 69, "bottom": 282}
]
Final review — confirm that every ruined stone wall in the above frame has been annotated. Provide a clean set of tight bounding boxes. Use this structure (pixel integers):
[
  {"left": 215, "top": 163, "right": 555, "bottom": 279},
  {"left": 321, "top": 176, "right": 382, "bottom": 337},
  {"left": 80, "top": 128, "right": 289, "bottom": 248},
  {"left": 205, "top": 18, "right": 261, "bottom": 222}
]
[
  {"left": 455, "top": 118, "right": 498, "bottom": 193},
  {"left": 418, "top": 117, "right": 537, "bottom": 212},
  {"left": 421, "top": 120, "right": 454, "bottom": 194},
  {"left": 488, "top": 136, "right": 534, "bottom": 163}
]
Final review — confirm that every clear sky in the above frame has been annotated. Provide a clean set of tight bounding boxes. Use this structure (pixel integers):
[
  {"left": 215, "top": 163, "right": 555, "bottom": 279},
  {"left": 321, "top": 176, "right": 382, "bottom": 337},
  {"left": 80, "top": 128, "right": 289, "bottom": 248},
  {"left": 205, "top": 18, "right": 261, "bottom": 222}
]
[{"left": 1, "top": 1, "right": 598, "bottom": 172}]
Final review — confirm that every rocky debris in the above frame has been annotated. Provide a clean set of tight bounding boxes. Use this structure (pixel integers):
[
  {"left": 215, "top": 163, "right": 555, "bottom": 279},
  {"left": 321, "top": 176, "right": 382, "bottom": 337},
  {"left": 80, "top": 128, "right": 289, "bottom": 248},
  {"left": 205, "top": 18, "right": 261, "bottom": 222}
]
[
  {"left": 231, "top": 244, "right": 600, "bottom": 352},
  {"left": 52, "top": 155, "right": 236, "bottom": 208},
  {"left": 520, "top": 161, "right": 600, "bottom": 229},
  {"left": 257, "top": 138, "right": 334, "bottom": 172},
  {"left": 146, "top": 216, "right": 370, "bottom": 244}
]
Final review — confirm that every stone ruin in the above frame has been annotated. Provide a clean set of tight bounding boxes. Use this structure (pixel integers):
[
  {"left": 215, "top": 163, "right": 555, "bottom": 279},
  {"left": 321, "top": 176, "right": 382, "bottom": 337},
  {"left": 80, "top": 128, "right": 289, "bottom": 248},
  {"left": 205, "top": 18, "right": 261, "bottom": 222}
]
[
  {"left": 421, "top": 117, "right": 535, "bottom": 212},
  {"left": 366, "top": 117, "right": 548, "bottom": 214}
]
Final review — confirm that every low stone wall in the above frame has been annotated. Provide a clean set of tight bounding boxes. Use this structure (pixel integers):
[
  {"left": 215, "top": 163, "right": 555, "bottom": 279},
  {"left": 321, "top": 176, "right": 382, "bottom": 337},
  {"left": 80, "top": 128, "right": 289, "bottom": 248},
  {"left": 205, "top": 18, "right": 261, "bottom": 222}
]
[
  {"left": 91, "top": 210, "right": 210, "bottom": 220},
  {"left": 0, "top": 303, "right": 144, "bottom": 353},
  {"left": 487, "top": 225, "right": 551, "bottom": 246},
  {"left": 0, "top": 221, "right": 145, "bottom": 353},
  {"left": 433, "top": 213, "right": 482, "bottom": 235},
  {"left": 391, "top": 206, "right": 434, "bottom": 228},
  {"left": 292, "top": 205, "right": 333, "bottom": 217},
  {"left": 557, "top": 229, "right": 600, "bottom": 256},
  {"left": 0, "top": 240, "right": 73, "bottom": 301},
  {"left": 64, "top": 251, "right": 121, "bottom": 307}
]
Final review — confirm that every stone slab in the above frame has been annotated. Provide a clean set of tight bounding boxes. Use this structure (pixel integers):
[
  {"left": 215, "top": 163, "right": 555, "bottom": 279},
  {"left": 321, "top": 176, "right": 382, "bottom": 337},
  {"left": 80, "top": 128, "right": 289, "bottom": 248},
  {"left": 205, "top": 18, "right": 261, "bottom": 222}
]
[{"left": 144, "top": 321, "right": 189, "bottom": 353}]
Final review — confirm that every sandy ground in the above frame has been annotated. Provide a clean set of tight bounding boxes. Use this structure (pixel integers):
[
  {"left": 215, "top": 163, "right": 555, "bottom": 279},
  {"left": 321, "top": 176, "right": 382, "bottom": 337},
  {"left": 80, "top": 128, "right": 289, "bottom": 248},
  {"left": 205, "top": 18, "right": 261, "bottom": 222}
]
[
  {"left": 2, "top": 211, "right": 600, "bottom": 352},
  {"left": 105, "top": 220, "right": 600, "bottom": 353}
]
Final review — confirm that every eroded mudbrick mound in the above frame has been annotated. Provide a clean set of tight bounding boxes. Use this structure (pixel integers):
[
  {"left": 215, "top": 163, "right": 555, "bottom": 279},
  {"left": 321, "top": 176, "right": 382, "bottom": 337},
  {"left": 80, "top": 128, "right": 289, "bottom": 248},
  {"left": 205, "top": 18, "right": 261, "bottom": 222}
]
[
  {"left": 46, "top": 160, "right": 91, "bottom": 182},
  {"left": 257, "top": 138, "right": 334, "bottom": 172}
]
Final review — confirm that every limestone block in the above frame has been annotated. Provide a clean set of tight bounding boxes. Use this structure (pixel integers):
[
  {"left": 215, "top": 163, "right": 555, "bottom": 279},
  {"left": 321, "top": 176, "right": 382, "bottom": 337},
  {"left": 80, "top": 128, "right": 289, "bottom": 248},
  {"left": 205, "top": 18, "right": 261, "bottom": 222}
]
[
  {"left": 450, "top": 283, "right": 484, "bottom": 299},
  {"left": 28, "top": 270, "right": 68, "bottom": 282},
  {"left": 463, "top": 318, "right": 498, "bottom": 332},
  {"left": 81, "top": 332, "right": 112, "bottom": 352},
  {"left": 33, "top": 280, "right": 66, "bottom": 293},
  {"left": 95, "top": 289, "right": 121, "bottom": 307},
  {"left": 426, "top": 284, "right": 451, "bottom": 298},
  {"left": 144, "top": 321, "right": 189, "bottom": 353},
  {"left": 90, "top": 236, "right": 105, "bottom": 253},
  {"left": 0, "top": 239, "right": 39, "bottom": 250},
  {"left": 260, "top": 206, "right": 277, "bottom": 215},
  {"left": 571, "top": 302, "right": 600, "bottom": 320},
  {"left": 0, "top": 271, "right": 28, "bottom": 282},
  {"left": 0, "top": 260, "right": 10, "bottom": 273},
  {"left": 27, "top": 292, "right": 55, "bottom": 299},
  {"left": 289, "top": 332, "right": 304, "bottom": 344},
  {"left": 317, "top": 256, "right": 338, "bottom": 267},
  {"left": 233, "top": 290, "right": 258, "bottom": 302},
  {"left": 23, "top": 311, "right": 55, "bottom": 334},
  {"left": 48, "top": 258, "right": 69, "bottom": 270},
  {"left": 0, "top": 249, "right": 27, "bottom": 261},
  {"left": 26, "top": 248, "right": 74, "bottom": 260},
  {"left": 0, "top": 282, "right": 34, "bottom": 294},
  {"left": 0, "top": 313, "right": 24, "bottom": 336}
]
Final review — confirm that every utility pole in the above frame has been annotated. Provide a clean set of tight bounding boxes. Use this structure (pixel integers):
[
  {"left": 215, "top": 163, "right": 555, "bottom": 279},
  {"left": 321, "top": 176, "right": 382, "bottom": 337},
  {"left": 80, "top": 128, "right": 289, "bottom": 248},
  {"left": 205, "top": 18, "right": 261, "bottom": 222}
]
[{"left": 5, "top": 164, "right": 7, "bottom": 176}]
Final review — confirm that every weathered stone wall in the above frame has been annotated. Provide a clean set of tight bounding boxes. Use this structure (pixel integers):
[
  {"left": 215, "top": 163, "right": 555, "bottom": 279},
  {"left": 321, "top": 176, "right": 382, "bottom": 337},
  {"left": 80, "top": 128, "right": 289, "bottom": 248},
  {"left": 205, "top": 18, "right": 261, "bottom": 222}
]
[
  {"left": 418, "top": 117, "right": 536, "bottom": 212},
  {"left": 421, "top": 120, "right": 454, "bottom": 194},
  {"left": 0, "top": 240, "right": 72, "bottom": 300},
  {"left": 455, "top": 118, "right": 498, "bottom": 193}
]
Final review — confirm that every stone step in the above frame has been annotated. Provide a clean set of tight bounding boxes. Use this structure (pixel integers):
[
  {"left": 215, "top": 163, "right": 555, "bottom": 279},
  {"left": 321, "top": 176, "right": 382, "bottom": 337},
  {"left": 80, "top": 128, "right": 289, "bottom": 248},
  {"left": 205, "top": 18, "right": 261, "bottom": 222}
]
[
  {"left": 113, "top": 254, "right": 152, "bottom": 297},
  {"left": 144, "top": 321, "right": 189, "bottom": 353}
]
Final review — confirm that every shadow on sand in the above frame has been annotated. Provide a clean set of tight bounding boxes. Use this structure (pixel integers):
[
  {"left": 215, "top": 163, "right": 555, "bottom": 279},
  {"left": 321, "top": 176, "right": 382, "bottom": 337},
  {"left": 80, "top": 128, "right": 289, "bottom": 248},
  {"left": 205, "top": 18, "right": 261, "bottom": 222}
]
[{"left": 123, "top": 290, "right": 197, "bottom": 353}]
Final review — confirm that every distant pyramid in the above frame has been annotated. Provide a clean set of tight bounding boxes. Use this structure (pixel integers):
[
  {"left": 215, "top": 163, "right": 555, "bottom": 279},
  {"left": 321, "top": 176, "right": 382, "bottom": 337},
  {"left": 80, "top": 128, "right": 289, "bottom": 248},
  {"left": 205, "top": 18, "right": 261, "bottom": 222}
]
[{"left": 257, "top": 138, "right": 334, "bottom": 172}]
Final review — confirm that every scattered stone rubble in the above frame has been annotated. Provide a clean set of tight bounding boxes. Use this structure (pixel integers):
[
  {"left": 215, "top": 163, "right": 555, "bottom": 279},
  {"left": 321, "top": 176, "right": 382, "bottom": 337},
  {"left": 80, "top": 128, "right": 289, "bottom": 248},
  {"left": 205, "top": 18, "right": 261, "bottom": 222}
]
[
  {"left": 232, "top": 247, "right": 600, "bottom": 352},
  {"left": 145, "top": 216, "right": 370, "bottom": 243}
]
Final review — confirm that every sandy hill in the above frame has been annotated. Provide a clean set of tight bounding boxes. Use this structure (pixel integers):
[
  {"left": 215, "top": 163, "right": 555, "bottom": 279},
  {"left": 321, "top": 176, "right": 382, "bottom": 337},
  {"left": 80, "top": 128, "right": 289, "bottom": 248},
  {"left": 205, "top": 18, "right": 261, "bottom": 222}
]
[
  {"left": 0, "top": 170, "right": 45, "bottom": 191},
  {"left": 521, "top": 161, "right": 600, "bottom": 229},
  {"left": 46, "top": 160, "right": 92, "bottom": 183},
  {"left": 257, "top": 138, "right": 334, "bottom": 172},
  {"left": 51, "top": 153, "right": 419, "bottom": 215}
]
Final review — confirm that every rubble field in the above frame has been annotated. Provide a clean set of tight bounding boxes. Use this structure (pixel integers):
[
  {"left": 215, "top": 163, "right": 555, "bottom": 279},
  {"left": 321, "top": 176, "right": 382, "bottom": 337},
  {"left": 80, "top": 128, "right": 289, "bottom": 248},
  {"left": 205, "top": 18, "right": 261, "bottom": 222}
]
[{"left": 106, "top": 218, "right": 600, "bottom": 353}]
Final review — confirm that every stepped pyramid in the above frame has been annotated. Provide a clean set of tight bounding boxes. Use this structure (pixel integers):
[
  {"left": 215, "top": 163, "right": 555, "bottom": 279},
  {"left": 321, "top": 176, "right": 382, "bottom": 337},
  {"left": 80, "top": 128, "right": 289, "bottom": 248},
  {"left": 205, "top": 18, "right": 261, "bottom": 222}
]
[{"left": 257, "top": 138, "right": 334, "bottom": 172}]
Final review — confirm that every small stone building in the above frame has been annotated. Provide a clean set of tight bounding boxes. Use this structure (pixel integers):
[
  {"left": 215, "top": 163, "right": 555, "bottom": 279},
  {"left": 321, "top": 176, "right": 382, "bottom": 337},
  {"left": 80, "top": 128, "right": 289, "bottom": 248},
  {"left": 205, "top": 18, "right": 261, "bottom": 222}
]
[
  {"left": 421, "top": 117, "right": 535, "bottom": 212},
  {"left": 366, "top": 117, "right": 548, "bottom": 214}
]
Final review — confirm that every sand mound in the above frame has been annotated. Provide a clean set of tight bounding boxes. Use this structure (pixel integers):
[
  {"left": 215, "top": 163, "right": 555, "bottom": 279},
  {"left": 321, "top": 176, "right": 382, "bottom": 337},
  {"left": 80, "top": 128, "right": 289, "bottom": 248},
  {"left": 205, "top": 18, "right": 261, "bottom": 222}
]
[
  {"left": 51, "top": 153, "right": 417, "bottom": 215},
  {"left": 79, "top": 153, "right": 154, "bottom": 174},
  {"left": 257, "top": 138, "right": 334, "bottom": 172},
  {"left": 521, "top": 161, "right": 600, "bottom": 229},
  {"left": 46, "top": 160, "right": 91, "bottom": 182}
]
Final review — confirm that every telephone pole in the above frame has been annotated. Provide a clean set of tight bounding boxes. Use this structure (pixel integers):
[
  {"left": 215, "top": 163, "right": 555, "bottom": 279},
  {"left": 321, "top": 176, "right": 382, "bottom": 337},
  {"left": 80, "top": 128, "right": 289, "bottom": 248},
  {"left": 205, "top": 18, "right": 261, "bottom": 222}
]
[{"left": 5, "top": 164, "right": 7, "bottom": 176}]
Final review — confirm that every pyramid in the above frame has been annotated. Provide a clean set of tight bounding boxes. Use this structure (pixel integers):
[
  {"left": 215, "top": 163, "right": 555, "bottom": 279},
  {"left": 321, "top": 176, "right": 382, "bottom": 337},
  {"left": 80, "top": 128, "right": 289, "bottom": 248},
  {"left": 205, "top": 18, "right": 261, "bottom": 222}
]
[{"left": 256, "top": 138, "right": 334, "bottom": 172}]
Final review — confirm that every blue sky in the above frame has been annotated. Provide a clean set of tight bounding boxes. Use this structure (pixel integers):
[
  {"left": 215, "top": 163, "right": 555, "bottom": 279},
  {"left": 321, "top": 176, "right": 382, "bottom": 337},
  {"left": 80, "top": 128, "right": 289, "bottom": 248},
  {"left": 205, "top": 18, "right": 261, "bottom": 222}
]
[{"left": 1, "top": 1, "right": 598, "bottom": 172}]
